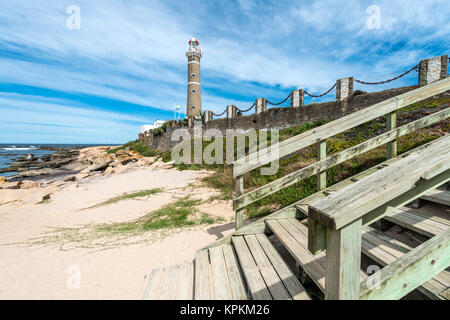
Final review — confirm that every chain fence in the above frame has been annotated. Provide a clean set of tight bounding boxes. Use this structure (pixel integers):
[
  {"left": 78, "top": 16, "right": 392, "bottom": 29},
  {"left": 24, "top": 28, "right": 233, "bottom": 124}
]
[
  {"left": 209, "top": 62, "right": 423, "bottom": 118},
  {"left": 355, "top": 64, "right": 419, "bottom": 85}
]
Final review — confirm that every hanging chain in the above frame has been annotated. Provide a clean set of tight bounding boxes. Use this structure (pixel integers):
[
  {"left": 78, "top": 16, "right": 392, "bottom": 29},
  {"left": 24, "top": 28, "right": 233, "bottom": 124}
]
[
  {"left": 355, "top": 64, "right": 419, "bottom": 85},
  {"left": 266, "top": 93, "right": 291, "bottom": 106},
  {"left": 304, "top": 83, "right": 337, "bottom": 98}
]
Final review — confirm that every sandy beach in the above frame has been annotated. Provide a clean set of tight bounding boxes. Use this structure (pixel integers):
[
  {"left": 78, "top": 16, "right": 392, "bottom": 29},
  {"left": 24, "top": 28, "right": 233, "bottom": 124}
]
[{"left": 0, "top": 151, "right": 235, "bottom": 299}]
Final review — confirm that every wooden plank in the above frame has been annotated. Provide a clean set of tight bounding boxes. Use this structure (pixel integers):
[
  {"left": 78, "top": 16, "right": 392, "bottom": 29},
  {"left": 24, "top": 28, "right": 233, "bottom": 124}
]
[
  {"left": 317, "top": 139, "right": 327, "bottom": 190},
  {"left": 309, "top": 135, "right": 450, "bottom": 230},
  {"left": 233, "top": 108, "right": 450, "bottom": 210},
  {"left": 360, "top": 228, "right": 450, "bottom": 300},
  {"left": 143, "top": 268, "right": 164, "bottom": 300},
  {"left": 159, "top": 264, "right": 179, "bottom": 299},
  {"left": 308, "top": 217, "right": 326, "bottom": 254},
  {"left": 195, "top": 250, "right": 212, "bottom": 300},
  {"left": 175, "top": 261, "right": 194, "bottom": 300},
  {"left": 233, "top": 77, "right": 450, "bottom": 177},
  {"left": 222, "top": 245, "right": 248, "bottom": 300},
  {"left": 232, "top": 236, "right": 272, "bottom": 300},
  {"left": 244, "top": 235, "right": 292, "bottom": 300},
  {"left": 255, "top": 234, "right": 310, "bottom": 300},
  {"left": 384, "top": 207, "right": 447, "bottom": 237},
  {"left": 266, "top": 219, "right": 326, "bottom": 291},
  {"left": 421, "top": 188, "right": 450, "bottom": 206},
  {"left": 386, "top": 111, "right": 397, "bottom": 159},
  {"left": 325, "top": 219, "right": 362, "bottom": 300},
  {"left": 209, "top": 246, "right": 232, "bottom": 300},
  {"left": 361, "top": 226, "right": 449, "bottom": 300},
  {"left": 235, "top": 175, "right": 244, "bottom": 230}
]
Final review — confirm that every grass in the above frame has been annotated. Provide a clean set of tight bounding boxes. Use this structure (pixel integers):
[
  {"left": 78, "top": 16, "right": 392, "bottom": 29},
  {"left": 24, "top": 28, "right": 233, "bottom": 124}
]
[
  {"left": 84, "top": 188, "right": 163, "bottom": 210},
  {"left": 107, "top": 140, "right": 164, "bottom": 157},
  {"left": 99, "top": 197, "right": 218, "bottom": 233},
  {"left": 29, "top": 196, "right": 222, "bottom": 250}
]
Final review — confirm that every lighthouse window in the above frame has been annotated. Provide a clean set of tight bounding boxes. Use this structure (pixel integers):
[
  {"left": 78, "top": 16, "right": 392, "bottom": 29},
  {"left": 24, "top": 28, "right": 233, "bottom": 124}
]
[
  {"left": 192, "top": 89, "right": 196, "bottom": 93},
  {"left": 191, "top": 73, "right": 196, "bottom": 78}
]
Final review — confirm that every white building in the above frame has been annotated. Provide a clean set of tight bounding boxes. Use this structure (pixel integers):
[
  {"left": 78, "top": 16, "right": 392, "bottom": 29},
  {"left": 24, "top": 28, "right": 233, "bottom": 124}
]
[{"left": 139, "top": 120, "right": 166, "bottom": 134}]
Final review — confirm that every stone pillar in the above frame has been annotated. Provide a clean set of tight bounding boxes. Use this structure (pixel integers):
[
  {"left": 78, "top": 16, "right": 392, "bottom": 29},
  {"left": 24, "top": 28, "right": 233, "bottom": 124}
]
[
  {"left": 336, "top": 77, "right": 354, "bottom": 102},
  {"left": 255, "top": 98, "right": 267, "bottom": 114},
  {"left": 204, "top": 110, "right": 213, "bottom": 123},
  {"left": 418, "top": 55, "right": 448, "bottom": 87},
  {"left": 290, "top": 89, "right": 304, "bottom": 108},
  {"left": 227, "top": 105, "right": 237, "bottom": 119}
]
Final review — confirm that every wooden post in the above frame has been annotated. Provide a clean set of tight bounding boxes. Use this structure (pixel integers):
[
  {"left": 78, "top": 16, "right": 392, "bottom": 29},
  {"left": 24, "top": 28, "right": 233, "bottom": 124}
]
[
  {"left": 235, "top": 175, "right": 244, "bottom": 230},
  {"left": 317, "top": 140, "right": 327, "bottom": 190},
  {"left": 325, "top": 219, "right": 362, "bottom": 300},
  {"left": 386, "top": 111, "right": 397, "bottom": 159}
]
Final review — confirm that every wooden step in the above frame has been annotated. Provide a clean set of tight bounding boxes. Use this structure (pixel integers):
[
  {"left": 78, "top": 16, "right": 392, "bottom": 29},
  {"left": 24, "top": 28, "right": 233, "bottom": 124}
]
[
  {"left": 143, "top": 261, "right": 194, "bottom": 300},
  {"left": 361, "top": 226, "right": 449, "bottom": 300},
  {"left": 266, "top": 218, "right": 367, "bottom": 293},
  {"left": 195, "top": 245, "right": 248, "bottom": 300},
  {"left": 421, "top": 188, "right": 450, "bottom": 207},
  {"left": 384, "top": 207, "right": 449, "bottom": 237},
  {"left": 232, "top": 234, "right": 310, "bottom": 300}
]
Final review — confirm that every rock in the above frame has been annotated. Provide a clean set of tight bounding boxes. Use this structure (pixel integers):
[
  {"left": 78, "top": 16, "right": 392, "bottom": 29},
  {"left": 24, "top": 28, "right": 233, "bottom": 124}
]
[
  {"left": 115, "top": 154, "right": 134, "bottom": 165},
  {"left": 115, "top": 149, "right": 128, "bottom": 156},
  {"left": 85, "top": 159, "right": 113, "bottom": 172},
  {"left": 42, "top": 193, "right": 51, "bottom": 202},
  {"left": 0, "top": 189, "right": 26, "bottom": 205},
  {"left": 104, "top": 166, "right": 115, "bottom": 175},
  {"left": 0, "top": 177, "right": 5, "bottom": 184},
  {"left": 64, "top": 175, "right": 76, "bottom": 182},
  {"left": 0, "top": 181, "right": 21, "bottom": 189},
  {"left": 20, "top": 180, "right": 39, "bottom": 189}
]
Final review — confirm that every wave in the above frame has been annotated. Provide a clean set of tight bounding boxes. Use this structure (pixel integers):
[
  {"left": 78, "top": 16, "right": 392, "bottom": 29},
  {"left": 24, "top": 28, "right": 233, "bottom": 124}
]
[{"left": 1, "top": 147, "right": 38, "bottom": 151}]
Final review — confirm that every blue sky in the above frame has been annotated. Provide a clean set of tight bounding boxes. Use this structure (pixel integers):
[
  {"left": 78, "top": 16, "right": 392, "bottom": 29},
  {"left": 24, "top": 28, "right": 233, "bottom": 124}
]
[{"left": 0, "top": 0, "right": 448, "bottom": 144}]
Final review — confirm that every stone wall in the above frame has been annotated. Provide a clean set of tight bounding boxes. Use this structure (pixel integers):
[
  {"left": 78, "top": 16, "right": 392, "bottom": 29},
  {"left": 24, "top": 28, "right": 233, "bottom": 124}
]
[{"left": 139, "top": 85, "right": 418, "bottom": 151}]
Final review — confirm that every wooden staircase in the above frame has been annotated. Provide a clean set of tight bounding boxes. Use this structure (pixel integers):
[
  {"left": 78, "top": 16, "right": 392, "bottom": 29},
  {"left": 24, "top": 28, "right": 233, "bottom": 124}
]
[{"left": 144, "top": 77, "right": 450, "bottom": 300}]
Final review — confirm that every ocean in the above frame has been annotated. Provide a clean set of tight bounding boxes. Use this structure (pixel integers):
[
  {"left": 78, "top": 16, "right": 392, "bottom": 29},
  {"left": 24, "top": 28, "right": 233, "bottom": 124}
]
[{"left": 0, "top": 144, "right": 109, "bottom": 177}]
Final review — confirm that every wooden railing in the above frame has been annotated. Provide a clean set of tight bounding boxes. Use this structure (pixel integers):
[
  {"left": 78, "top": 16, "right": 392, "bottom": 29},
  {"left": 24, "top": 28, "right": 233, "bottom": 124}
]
[
  {"left": 232, "top": 77, "right": 450, "bottom": 230},
  {"left": 308, "top": 135, "right": 450, "bottom": 299}
]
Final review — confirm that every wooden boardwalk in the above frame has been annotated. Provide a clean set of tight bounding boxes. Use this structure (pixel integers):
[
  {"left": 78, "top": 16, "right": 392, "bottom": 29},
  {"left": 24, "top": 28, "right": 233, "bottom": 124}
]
[{"left": 144, "top": 78, "right": 450, "bottom": 300}]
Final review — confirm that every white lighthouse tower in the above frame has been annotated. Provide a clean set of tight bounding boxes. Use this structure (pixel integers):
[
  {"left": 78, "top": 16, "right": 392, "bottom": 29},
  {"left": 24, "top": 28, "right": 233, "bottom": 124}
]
[{"left": 185, "top": 38, "right": 203, "bottom": 119}]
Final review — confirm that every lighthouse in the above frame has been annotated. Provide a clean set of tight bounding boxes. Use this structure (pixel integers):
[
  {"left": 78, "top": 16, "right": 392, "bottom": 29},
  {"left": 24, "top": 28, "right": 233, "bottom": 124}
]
[{"left": 185, "top": 38, "right": 203, "bottom": 119}]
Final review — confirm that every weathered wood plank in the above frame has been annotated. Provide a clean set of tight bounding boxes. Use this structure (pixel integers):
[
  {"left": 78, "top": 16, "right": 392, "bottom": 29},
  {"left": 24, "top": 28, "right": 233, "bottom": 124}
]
[
  {"left": 244, "top": 235, "right": 292, "bottom": 300},
  {"left": 175, "top": 261, "right": 194, "bottom": 300},
  {"left": 209, "top": 246, "right": 232, "bottom": 300},
  {"left": 222, "top": 245, "right": 248, "bottom": 300},
  {"left": 195, "top": 250, "right": 212, "bottom": 300},
  {"left": 309, "top": 135, "right": 450, "bottom": 230},
  {"left": 308, "top": 217, "right": 326, "bottom": 255},
  {"left": 384, "top": 207, "right": 448, "bottom": 237},
  {"left": 255, "top": 233, "right": 311, "bottom": 300},
  {"left": 143, "top": 268, "right": 164, "bottom": 300},
  {"left": 360, "top": 228, "right": 450, "bottom": 300},
  {"left": 386, "top": 111, "right": 397, "bottom": 159},
  {"left": 234, "top": 108, "right": 450, "bottom": 210},
  {"left": 235, "top": 175, "right": 244, "bottom": 230},
  {"left": 361, "top": 226, "right": 449, "bottom": 300},
  {"left": 317, "top": 140, "right": 327, "bottom": 190},
  {"left": 325, "top": 219, "right": 362, "bottom": 300},
  {"left": 160, "top": 264, "right": 179, "bottom": 299},
  {"left": 266, "top": 219, "right": 326, "bottom": 291},
  {"left": 421, "top": 188, "right": 450, "bottom": 206},
  {"left": 232, "top": 236, "right": 272, "bottom": 300},
  {"left": 233, "top": 77, "right": 450, "bottom": 177}
]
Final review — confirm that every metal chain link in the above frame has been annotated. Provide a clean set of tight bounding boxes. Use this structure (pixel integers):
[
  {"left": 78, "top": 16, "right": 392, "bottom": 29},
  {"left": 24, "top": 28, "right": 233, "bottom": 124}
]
[
  {"left": 304, "top": 83, "right": 337, "bottom": 98},
  {"left": 211, "top": 109, "right": 227, "bottom": 117},
  {"left": 355, "top": 64, "right": 419, "bottom": 85},
  {"left": 266, "top": 93, "right": 291, "bottom": 106},
  {"left": 236, "top": 102, "right": 255, "bottom": 113}
]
